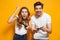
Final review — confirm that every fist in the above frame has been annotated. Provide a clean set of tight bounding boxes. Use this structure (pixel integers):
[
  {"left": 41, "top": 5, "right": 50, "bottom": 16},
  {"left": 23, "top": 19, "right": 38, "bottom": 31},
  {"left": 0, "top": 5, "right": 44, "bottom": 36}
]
[
  {"left": 40, "top": 26, "right": 47, "bottom": 32},
  {"left": 16, "top": 6, "right": 20, "bottom": 10}
]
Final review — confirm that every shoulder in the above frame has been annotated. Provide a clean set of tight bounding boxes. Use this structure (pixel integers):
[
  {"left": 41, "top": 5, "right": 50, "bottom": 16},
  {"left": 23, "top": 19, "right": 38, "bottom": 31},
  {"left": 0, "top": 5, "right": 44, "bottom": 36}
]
[
  {"left": 43, "top": 12, "right": 51, "bottom": 18},
  {"left": 31, "top": 15, "right": 35, "bottom": 19}
]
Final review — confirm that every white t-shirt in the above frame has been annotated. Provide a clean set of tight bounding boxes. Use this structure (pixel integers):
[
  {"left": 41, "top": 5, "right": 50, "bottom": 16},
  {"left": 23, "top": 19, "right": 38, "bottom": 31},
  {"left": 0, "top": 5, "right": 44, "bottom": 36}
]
[
  {"left": 15, "top": 16, "right": 27, "bottom": 35},
  {"left": 31, "top": 12, "right": 51, "bottom": 39}
]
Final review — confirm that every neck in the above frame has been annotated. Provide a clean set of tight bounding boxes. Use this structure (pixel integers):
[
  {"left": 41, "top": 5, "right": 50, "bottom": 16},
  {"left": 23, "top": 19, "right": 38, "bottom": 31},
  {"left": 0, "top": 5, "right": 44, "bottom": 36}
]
[{"left": 35, "top": 12, "right": 43, "bottom": 18}]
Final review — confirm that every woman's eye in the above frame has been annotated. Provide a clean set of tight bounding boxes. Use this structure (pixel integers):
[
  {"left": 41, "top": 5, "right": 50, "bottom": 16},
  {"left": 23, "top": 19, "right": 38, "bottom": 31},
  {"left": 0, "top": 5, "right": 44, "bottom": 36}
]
[
  {"left": 22, "top": 11, "right": 24, "bottom": 13},
  {"left": 25, "top": 11, "right": 27, "bottom": 13},
  {"left": 22, "top": 11, "right": 28, "bottom": 13}
]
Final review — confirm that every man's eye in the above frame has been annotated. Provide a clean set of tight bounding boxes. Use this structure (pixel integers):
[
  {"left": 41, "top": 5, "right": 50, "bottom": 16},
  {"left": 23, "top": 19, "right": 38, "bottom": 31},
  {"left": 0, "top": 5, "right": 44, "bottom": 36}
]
[{"left": 39, "top": 8, "right": 42, "bottom": 9}]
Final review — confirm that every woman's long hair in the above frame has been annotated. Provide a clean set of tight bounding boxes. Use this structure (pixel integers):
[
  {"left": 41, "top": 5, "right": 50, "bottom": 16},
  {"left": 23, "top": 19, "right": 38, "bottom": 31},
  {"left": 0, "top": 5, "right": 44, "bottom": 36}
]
[{"left": 17, "top": 7, "right": 30, "bottom": 29}]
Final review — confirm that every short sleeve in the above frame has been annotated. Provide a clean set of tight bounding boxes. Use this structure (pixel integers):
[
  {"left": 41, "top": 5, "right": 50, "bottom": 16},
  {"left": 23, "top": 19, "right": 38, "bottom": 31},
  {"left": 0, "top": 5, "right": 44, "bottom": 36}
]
[
  {"left": 46, "top": 15, "right": 51, "bottom": 24},
  {"left": 30, "top": 16, "right": 35, "bottom": 25}
]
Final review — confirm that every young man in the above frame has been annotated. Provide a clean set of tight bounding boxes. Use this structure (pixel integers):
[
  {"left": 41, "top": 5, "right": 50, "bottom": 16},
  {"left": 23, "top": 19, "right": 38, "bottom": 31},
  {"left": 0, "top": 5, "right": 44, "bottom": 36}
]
[{"left": 31, "top": 1, "right": 52, "bottom": 40}]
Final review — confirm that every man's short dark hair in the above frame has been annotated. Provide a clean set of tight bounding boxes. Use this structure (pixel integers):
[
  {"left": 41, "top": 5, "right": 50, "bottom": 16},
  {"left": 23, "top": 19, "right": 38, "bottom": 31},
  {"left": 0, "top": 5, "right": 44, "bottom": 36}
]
[{"left": 34, "top": 1, "right": 43, "bottom": 9}]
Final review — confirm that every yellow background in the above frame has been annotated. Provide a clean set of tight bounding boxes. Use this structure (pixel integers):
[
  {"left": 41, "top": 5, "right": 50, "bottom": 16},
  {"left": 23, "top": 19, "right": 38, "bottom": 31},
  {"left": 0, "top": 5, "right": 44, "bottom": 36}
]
[{"left": 0, "top": 0, "right": 60, "bottom": 40}]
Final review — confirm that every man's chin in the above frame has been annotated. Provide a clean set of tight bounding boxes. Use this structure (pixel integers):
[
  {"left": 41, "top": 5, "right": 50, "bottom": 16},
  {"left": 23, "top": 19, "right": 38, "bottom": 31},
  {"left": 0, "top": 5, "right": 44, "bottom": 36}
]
[{"left": 37, "top": 13, "right": 41, "bottom": 15}]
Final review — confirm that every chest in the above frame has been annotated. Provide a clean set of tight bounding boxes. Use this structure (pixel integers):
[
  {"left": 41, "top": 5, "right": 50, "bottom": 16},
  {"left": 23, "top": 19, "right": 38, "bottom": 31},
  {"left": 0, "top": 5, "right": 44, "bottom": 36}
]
[{"left": 33, "top": 16, "right": 47, "bottom": 27}]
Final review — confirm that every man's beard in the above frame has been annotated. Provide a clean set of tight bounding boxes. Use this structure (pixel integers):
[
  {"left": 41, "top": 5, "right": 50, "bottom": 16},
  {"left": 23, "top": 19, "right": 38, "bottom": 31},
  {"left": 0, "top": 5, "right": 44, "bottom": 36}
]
[
  {"left": 35, "top": 11, "right": 42, "bottom": 18},
  {"left": 36, "top": 11, "right": 42, "bottom": 14}
]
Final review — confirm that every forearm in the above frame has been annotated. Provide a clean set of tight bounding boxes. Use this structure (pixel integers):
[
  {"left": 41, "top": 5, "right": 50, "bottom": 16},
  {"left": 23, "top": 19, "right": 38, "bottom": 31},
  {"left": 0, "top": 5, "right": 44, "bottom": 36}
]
[
  {"left": 40, "top": 26, "right": 52, "bottom": 33},
  {"left": 45, "top": 27, "right": 52, "bottom": 33},
  {"left": 46, "top": 23, "right": 52, "bottom": 33},
  {"left": 8, "top": 7, "right": 20, "bottom": 23}
]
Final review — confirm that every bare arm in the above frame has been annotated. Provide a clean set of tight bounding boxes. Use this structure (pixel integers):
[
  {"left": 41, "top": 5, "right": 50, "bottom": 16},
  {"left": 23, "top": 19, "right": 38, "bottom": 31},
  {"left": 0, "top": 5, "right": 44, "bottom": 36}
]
[
  {"left": 32, "top": 24, "right": 37, "bottom": 31},
  {"left": 8, "top": 7, "right": 20, "bottom": 23},
  {"left": 40, "top": 15, "right": 52, "bottom": 33},
  {"left": 40, "top": 23, "right": 52, "bottom": 33},
  {"left": 31, "top": 23, "right": 38, "bottom": 33},
  {"left": 26, "top": 21, "right": 37, "bottom": 31},
  {"left": 46, "top": 23, "right": 52, "bottom": 33},
  {"left": 26, "top": 21, "right": 32, "bottom": 30}
]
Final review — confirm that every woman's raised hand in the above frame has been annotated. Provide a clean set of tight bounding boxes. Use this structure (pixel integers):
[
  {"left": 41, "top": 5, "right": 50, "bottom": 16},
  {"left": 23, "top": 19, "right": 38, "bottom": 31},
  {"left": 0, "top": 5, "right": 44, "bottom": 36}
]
[{"left": 16, "top": 6, "right": 20, "bottom": 10}]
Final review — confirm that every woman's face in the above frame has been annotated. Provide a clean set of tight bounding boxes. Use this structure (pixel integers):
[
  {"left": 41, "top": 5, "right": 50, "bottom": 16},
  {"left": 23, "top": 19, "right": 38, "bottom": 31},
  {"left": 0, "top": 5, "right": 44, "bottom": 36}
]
[{"left": 21, "top": 9, "right": 28, "bottom": 19}]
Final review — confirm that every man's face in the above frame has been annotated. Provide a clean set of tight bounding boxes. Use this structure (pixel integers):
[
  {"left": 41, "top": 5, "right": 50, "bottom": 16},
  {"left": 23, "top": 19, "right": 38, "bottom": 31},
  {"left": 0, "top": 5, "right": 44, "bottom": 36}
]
[{"left": 34, "top": 5, "right": 43, "bottom": 16}]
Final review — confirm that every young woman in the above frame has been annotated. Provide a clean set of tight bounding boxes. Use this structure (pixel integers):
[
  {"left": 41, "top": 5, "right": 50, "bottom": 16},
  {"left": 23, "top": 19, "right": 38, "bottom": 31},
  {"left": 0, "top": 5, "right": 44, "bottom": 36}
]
[{"left": 8, "top": 7, "right": 32, "bottom": 40}]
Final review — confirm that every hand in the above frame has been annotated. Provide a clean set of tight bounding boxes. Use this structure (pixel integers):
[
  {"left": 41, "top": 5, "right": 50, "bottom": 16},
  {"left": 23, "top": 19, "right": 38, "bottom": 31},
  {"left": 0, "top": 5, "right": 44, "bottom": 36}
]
[
  {"left": 26, "top": 27, "right": 28, "bottom": 29},
  {"left": 32, "top": 27, "right": 38, "bottom": 33},
  {"left": 26, "top": 26, "right": 30, "bottom": 30},
  {"left": 16, "top": 6, "right": 20, "bottom": 10},
  {"left": 32, "top": 29, "right": 38, "bottom": 33},
  {"left": 40, "top": 26, "right": 47, "bottom": 32}
]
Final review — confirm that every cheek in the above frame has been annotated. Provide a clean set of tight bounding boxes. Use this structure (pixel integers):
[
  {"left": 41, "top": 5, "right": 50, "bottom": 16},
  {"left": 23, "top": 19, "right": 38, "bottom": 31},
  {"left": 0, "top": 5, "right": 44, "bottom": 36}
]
[
  {"left": 35, "top": 10, "right": 37, "bottom": 11},
  {"left": 21, "top": 13, "right": 24, "bottom": 16},
  {"left": 39, "top": 8, "right": 43, "bottom": 11},
  {"left": 24, "top": 13, "right": 28, "bottom": 16},
  {"left": 40, "top": 9, "right": 42, "bottom": 11}
]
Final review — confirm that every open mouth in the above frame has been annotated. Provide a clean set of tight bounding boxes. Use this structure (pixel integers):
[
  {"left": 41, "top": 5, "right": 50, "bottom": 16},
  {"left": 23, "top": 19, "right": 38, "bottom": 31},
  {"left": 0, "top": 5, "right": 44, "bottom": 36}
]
[
  {"left": 22, "top": 16, "right": 27, "bottom": 19},
  {"left": 23, "top": 16, "right": 26, "bottom": 17}
]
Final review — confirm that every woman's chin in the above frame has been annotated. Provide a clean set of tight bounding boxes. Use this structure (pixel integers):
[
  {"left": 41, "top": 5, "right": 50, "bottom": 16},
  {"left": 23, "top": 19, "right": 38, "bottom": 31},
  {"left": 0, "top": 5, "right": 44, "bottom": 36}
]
[{"left": 23, "top": 17, "right": 27, "bottom": 20}]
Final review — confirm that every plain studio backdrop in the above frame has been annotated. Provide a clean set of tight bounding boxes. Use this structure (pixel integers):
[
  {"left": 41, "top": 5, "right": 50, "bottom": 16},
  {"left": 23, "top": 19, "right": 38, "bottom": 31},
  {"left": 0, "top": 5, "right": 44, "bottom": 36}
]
[{"left": 0, "top": 0, "right": 60, "bottom": 40}]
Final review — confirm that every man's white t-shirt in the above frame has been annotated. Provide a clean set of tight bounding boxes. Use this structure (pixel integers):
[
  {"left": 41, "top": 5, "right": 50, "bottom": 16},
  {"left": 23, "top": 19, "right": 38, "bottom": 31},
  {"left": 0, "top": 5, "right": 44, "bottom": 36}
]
[{"left": 31, "top": 12, "right": 51, "bottom": 39}]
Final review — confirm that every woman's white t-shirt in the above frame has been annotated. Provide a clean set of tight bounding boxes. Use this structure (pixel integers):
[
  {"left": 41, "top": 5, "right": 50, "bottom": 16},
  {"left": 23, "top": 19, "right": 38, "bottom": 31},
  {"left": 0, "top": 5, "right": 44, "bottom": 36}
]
[{"left": 15, "top": 16, "right": 27, "bottom": 35}]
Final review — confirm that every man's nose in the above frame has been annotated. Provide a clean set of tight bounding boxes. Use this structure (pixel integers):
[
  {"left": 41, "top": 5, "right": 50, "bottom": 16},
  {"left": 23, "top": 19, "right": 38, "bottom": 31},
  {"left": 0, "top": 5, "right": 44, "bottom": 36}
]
[{"left": 37, "top": 8, "right": 40, "bottom": 11}]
